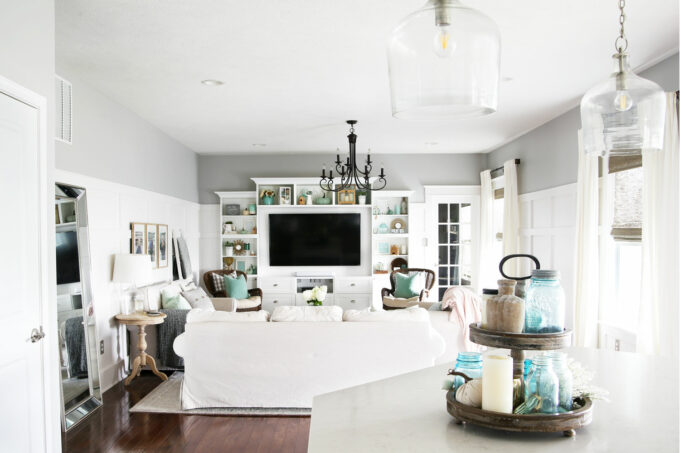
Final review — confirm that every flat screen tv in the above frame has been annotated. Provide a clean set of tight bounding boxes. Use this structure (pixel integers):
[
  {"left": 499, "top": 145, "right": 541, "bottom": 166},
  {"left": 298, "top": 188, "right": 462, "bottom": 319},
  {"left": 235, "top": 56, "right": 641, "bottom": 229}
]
[
  {"left": 269, "top": 213, "right": 361, "bottom": 266},
  {"left": 56, "top": 230, "right": 80, "bottom": 284}
]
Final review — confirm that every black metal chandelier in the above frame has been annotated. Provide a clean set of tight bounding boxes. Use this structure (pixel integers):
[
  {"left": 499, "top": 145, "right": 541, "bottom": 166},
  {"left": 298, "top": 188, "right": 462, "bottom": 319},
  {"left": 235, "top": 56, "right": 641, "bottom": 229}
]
[{"left": 319, "top": 120, "right": 386, "bottom": 192}]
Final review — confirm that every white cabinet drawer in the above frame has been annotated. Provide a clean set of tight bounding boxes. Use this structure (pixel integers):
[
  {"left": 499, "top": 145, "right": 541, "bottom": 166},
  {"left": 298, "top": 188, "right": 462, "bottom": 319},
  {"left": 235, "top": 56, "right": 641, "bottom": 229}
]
[
  {"left": 260, "top": 277, "right": 296, "bottom": 293},
  {"left": 333, "top": 293, "right": 371, "bottom": 310},
  {"left": 335, "top": 277, "right": 372, "bottom": 294},
  {"left": 262, "top": 293, "right": 295, "bottom": 312}
]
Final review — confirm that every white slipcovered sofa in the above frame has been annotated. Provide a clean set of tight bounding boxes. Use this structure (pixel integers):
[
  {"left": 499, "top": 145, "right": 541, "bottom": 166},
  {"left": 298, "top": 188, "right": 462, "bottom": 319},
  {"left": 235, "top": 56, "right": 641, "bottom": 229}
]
[{"left": 173, "top": 307, "right": 446, "bottom": 409}]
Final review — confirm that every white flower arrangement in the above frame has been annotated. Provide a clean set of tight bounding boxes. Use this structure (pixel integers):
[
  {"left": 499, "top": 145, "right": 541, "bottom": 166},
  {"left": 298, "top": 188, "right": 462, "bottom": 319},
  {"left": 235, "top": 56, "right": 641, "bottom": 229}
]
[{"left": 303, "top": 285, "right": 327, "bottom": 306}]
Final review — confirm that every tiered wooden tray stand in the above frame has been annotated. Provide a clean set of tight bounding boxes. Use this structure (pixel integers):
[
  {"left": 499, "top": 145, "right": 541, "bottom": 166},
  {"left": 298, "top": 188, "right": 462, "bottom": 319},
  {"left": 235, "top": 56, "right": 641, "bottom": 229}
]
[{"left": 446, "top": 323, "right": 593, "bottom": 437}]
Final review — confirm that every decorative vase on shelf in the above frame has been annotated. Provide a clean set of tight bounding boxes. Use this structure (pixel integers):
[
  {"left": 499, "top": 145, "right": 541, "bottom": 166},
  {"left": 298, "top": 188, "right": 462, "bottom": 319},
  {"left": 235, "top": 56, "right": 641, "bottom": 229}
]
[
  {"left": 358, "top": 195, "right": 367, "bottom": 205},
  {"left": 224, "top": 245, "right": 234, "bottom": 257},
  {"left": 248, "top": 203, "right": 257, "bottom": 214},
  {"left": 401, "top": 197, "right": 408, "bottom": 215},
  {"left": 262, "top": 196, "right": 274, "bottom": 205}
]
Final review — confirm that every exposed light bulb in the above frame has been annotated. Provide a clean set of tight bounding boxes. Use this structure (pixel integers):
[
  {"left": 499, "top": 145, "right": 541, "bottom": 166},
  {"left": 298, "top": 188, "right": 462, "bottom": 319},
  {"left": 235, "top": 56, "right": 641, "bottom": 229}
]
[
  {"left": 613, "top": 90, "right": 633, "bottom": 112},
  {"left": 433, "top": 25, "right": 456, "bottom": 58}
]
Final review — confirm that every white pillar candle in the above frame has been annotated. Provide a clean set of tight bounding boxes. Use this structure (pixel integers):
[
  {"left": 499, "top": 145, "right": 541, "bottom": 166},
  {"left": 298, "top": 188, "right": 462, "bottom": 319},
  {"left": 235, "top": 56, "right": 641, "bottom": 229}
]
[{"left": 482, "top": 354, "right": 514, "bottom": 413}]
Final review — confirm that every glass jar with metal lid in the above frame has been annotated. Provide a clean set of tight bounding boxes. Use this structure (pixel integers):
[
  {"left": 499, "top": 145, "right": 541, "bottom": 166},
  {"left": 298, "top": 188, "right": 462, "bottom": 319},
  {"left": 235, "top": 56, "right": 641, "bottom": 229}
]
[{"left": 524, "top": 270, "right": 565, "bottom": 333}]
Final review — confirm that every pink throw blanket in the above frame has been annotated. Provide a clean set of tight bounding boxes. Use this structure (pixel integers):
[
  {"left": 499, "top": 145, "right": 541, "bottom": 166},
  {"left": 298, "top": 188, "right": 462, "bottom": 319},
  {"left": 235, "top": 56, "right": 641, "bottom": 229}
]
[{"left": 441, "top": 286, "right": 483, "bottom": 352}]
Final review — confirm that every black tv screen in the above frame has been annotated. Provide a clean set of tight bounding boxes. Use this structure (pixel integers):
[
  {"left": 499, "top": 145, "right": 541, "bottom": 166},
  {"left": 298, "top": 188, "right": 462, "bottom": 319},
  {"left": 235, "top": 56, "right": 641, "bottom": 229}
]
[
  {"left": 269, "top": 213, "right": 361, "bottom": 266},
  {"left": 56, "top": 231, "right": 80, "bottom": 284}
]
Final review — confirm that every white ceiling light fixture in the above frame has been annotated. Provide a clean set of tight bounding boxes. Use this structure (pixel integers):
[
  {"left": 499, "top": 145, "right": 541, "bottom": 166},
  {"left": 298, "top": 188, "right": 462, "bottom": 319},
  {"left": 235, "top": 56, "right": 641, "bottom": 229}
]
[
  {"left": 580, "top": 0, "right": 666, "bottom": 156},
  {"left": 201, "top": 79, "right": 224, "bottom": 86},
  {"left": 387, "top": 0, "right": 501, "bottom": 120}
]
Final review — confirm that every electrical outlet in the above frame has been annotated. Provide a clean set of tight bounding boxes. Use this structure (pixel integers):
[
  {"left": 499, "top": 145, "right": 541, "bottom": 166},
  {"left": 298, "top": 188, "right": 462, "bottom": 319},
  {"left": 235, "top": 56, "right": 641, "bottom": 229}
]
[
  {"left": 100, "top": 340, "right": 105, "bottom": 355},
  {"left": 614, "top": 339, "right": 621, "bottom": 352}
]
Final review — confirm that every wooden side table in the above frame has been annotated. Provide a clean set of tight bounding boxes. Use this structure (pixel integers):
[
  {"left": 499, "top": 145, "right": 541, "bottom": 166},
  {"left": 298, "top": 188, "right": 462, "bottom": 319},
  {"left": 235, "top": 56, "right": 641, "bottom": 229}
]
[{"left": 115, "top": 312, "right": 168, "bottom": 386}]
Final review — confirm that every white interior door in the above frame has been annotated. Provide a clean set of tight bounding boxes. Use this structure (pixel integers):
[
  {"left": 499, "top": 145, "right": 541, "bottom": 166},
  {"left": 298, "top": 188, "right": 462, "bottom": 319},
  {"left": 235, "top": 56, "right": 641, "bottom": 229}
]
[
  {"left": 0, "top": 88, "right": 48, "bottom": 450},
  {"left": 425, "top": 187, "right": 480, "bottom": 301}
]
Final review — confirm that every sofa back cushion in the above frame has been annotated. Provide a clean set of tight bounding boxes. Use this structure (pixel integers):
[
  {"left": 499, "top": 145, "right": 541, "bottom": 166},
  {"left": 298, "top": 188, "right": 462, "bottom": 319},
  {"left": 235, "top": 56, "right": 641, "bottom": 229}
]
[
  {"left": 182, "top": 288, "right": 215, "bottom": 311},
  {"left": 271, "top": 305, "right": 343, "bottom": 322},
  {"left": 343, "top": 306, "right": 430, "bottom": 322},
  {"left": 186, "top": 308, "right": 270, "bottom": 324}
]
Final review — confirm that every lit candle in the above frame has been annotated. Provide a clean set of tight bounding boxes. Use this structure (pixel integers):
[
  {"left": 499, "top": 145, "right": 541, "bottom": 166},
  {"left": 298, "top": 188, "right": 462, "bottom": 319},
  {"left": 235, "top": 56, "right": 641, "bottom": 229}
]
[{"left": 482, "top": 354, "right": 513, "bottom": 413}]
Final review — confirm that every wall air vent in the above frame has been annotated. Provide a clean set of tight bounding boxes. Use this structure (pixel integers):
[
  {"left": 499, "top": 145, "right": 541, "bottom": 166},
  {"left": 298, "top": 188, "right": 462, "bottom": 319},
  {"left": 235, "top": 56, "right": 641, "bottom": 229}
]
[{"left": 55, "top": 75, "right": 72, "bottom": 144}]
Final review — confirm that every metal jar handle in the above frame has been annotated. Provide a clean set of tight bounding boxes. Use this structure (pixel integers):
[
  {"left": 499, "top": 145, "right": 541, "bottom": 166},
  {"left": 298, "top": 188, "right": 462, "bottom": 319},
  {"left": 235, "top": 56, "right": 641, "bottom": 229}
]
[{"left": 499, "top": 254, "right": 541, "bottom": 281}]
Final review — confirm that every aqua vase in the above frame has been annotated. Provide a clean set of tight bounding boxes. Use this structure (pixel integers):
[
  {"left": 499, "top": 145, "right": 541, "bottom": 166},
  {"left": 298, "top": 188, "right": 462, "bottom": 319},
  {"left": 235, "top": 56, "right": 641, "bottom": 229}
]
[{"left": 262, "top": 196, "right": 274, "bottom": 205}]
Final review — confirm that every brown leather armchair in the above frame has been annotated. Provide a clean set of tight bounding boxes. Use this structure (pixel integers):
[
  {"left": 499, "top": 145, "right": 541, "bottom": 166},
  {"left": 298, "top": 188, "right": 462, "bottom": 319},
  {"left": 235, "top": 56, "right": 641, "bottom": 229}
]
[
  {"left": 381, "top": 268, "right": 435, "bottom": 310},
  {"left": 202, "top": 269, "right": 263, "bottom": 312}
]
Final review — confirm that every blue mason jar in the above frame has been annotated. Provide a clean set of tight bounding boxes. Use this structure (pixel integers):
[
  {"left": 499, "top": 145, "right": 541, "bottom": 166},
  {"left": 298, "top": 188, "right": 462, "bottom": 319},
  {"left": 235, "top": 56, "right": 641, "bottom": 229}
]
[
  {"left": 523, "top": 358, "right": 533, "bottom": 381},
  {"left": 524, "top": 270, "right": 565, "bottom": 333},
  {"left": 546, "top": 351, "right": 573, "bottom": 411},
  {"left": 524, "top": 355, "right": 559, "bottom": 413},
  {"left": 452, "top": 352, "right": 482, "bottom": 394}
]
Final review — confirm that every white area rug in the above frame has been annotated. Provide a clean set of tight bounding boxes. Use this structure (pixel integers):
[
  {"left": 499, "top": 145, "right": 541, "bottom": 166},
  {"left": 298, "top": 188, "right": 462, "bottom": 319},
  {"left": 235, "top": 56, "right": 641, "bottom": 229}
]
[{"left": 130, "top": 372, "right": 311, "bottom": 416}]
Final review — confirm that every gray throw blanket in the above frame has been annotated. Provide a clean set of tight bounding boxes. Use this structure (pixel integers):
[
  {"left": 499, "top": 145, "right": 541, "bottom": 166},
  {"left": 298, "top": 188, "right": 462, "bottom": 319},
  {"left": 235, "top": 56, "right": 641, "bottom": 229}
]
[
  {"left": 65, "top": 316, "right": 88, "bottom": 377},
  {"left": 157, "top": 309, "right": 189, "bottom": 368}
]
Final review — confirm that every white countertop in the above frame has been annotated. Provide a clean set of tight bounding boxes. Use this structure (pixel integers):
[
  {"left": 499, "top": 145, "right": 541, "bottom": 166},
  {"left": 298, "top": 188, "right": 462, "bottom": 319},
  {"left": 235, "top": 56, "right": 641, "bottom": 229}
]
[{"left": 308, "top": 347, "right": 678, "bottom": 452}]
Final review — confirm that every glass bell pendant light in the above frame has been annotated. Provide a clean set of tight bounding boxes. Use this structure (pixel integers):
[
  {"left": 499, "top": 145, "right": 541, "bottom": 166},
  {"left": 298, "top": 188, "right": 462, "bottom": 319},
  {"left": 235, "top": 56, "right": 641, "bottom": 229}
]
[
  {"left": 580, "top": 0, "right": 666, "bottom": 156},
  {"left": 387, "top": 0, "right": 500, "bottom": 120}
]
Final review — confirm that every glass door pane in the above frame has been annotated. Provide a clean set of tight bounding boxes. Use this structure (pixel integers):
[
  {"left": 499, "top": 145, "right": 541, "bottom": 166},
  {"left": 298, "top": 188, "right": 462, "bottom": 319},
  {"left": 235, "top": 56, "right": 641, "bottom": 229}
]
[{"left": 433, "top": 199, "right": 474, "bottom": 300}]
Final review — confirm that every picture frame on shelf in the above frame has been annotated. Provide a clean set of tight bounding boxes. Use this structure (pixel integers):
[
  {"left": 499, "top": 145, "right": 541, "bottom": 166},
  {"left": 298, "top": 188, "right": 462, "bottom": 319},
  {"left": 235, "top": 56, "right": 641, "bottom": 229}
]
[
  {"left": 157, "top": 224, "right": 169, "bottom": 268},
  {"left": 224, "top": 204, "right": 241, "bottom": 215},
  {"left": 130, "top": 222, "right": 146, "bottom": 255},
  {"left": 378, "top": 242, "right": 389, "bottom": 254},
  {"left": 236, "top": 261, "right": 246, "bottom": 272},
  {"left": 146, "top": 224, "right": 157, "bottom": 267},
  {"left": 338, "top": 188, "right": 356, "bottom": 205},
  {"left": 279, "top": 186, "right": 292, "bottom": 205}
]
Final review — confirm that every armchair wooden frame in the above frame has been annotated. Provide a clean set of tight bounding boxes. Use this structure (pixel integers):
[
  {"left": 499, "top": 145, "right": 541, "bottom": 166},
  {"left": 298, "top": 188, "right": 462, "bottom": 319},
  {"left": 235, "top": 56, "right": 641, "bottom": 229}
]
[
  {"left": 381, "top": 268, "right": 436, "bottom": 310},
  {"left": 203, "top": 269, "right": 263, "bottom": 312}
]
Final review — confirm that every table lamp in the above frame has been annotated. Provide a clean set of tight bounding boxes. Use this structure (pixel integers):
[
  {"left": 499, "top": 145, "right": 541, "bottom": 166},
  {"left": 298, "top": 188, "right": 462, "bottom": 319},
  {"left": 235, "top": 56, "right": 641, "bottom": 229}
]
[{"left": 112, "top": 254, "right": 151, "bottom": 314}]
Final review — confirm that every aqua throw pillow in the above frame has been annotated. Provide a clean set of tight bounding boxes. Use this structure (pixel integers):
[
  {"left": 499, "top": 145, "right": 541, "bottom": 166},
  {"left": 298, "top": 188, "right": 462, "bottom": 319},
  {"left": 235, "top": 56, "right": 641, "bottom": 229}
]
[
  {"left": 162, "top": 294, "right": 192, "bottom": 310},
  {"left": 393, "top": 272, "right": 424, "bottom": 299},
  {"left": 224, "top": 274, "right": 249, "bottom": 299}
]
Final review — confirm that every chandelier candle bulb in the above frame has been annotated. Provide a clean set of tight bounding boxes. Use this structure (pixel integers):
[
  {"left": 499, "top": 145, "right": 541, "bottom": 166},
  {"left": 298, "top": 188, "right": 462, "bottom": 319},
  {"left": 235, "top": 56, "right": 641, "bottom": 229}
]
[{"left": 482, "top": 354, "right": 514, "bottom": 414}]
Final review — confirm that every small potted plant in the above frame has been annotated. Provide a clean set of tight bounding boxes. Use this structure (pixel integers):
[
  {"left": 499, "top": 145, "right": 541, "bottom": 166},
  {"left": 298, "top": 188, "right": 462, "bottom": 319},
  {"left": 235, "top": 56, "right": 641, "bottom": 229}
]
[
  {"left": 357, "top": 190, "right": 368, "bottom": 205},
  {"left": 302, "top": 285, "right": 327, "bottom": 306},
  {"left": 224, "top": 241, "right": 234, "bottom": 257},
  {"left": 223, "top": 221, "right": 234, "bottom": 234},
  {"left": 260, "top": 189, "right": 276, "bottom": 205}
]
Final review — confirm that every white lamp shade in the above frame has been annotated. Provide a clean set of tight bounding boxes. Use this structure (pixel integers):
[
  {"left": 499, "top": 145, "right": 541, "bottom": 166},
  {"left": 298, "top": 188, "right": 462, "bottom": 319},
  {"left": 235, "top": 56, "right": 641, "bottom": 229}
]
[{"left": 112, "top": 254, "right": 151, "bottom": 286}]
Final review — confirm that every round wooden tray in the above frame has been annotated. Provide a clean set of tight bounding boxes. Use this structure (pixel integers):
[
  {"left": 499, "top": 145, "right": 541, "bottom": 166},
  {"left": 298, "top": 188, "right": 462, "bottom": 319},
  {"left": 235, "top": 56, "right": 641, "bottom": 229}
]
[
  {"left": 469, "top": 323, "right": 573, "bottom": 351},
  {"left": 446, "top": 390, "right": 593, "bottom": 437}
]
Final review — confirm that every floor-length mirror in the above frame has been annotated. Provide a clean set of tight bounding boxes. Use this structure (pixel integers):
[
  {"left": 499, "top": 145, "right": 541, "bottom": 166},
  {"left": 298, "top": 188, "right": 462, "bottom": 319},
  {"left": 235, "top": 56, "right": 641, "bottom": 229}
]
[{"left": 55, "top": 183, "right": 102, "bottom": 430}]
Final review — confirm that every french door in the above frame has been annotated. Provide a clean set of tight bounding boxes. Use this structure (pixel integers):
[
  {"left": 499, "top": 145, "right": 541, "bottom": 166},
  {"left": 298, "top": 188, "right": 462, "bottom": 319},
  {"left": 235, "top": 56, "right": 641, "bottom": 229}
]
[{"left": 425, "top": 187, "right": 480, "bottom": 301}]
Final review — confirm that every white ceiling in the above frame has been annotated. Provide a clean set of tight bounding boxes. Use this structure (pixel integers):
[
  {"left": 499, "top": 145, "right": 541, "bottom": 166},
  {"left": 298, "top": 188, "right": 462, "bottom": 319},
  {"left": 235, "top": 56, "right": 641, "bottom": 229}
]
[{"left": 56, "top": 0, "right": 678, "bottom": 155}]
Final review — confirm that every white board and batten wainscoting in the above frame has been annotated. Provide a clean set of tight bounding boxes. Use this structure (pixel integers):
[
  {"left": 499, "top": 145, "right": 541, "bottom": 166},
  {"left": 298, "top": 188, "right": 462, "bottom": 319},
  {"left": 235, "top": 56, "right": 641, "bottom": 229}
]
[{"left": 54, "top": 169, "right": 201, "bottom": 392}]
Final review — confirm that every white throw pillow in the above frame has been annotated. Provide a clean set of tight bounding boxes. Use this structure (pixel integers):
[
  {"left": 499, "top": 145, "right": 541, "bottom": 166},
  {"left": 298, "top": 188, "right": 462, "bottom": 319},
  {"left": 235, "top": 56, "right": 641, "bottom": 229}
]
[
  {"left": 186, "top": 308, "right": 270, "bottom": 323},
  {"left": 343, "top": 306, "right": 430, "bottom": 322},
  {"left": 181, "top": 288, "right": 215, "bottom": 311},
  {"left": 180, "top": 279, "right": 198, "bottom": 292},
  {"left": 271, "top": 305, "right": 343, "bottom": 322}
]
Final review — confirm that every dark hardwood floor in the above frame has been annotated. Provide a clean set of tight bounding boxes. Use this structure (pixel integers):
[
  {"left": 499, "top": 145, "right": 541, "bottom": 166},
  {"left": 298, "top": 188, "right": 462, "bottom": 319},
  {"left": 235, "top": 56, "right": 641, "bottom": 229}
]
[{"left": 63, "top": 371, "right": 311, "bottom": 453}]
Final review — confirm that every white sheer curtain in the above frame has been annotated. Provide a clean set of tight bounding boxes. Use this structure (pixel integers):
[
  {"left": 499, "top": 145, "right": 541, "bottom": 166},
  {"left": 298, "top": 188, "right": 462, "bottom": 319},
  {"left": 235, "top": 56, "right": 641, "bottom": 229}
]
[
  {"left": 638, "top": 92, "right": 679, "bottom": 356},
  {"left": 479, "top": 170, "right": 494, "bottom": 289},
  {"left": 573, "top": 130, "right": 600, "bottom": 347},
  {"left": 502, "top": 161, "right": 520, "bottom": 277}
]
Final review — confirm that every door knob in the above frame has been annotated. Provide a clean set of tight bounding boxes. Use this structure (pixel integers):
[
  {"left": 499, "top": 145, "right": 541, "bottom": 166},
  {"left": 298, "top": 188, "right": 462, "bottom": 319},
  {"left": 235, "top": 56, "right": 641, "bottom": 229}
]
[{"left": 29, "top": 326, "right": 45, "bottom": 343}]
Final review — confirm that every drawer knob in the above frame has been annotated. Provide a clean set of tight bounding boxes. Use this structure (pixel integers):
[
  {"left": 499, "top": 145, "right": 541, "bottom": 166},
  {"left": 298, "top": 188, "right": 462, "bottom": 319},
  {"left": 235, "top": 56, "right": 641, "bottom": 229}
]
[
  {"left": 273, "top": 283, "right": 278, "bottom": 287},
  {"left": 350, "top": 300, "right": 356, "bottom": 303},
  {"left": 350, "top": 283, "right": 356, "bottom": 287}
]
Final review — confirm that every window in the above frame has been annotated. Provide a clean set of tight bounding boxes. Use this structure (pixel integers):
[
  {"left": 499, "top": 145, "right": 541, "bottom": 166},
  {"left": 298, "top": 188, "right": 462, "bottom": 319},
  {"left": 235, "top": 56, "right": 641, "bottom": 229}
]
[{"left": 600, "top": 156, "right": 643, "bottom": 346}]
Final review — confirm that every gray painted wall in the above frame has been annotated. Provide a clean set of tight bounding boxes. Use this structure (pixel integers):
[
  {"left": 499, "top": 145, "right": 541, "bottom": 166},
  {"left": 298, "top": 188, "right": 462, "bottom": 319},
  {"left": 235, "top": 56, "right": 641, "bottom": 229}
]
[
  {"left": 198, "top": 153, "right": 487, "bottom": 204},
  {"left": 55, "top": 63, "right": 200, "bottom": 203},
  {"left": 487, "top": 53, "right": 679, "bottom": 194}
]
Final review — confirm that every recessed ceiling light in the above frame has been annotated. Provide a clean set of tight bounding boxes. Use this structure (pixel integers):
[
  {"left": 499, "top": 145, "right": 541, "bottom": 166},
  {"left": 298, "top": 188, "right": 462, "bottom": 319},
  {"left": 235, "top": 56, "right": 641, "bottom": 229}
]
[
  {"left": 201, "top": 79, "right": 223, "bottom": 86},
  {"left": 502, "top": 77, "right": 514, "bottom": 82},
  {"left": 251, "top": 144, "right": 267, "bottom": 147}
]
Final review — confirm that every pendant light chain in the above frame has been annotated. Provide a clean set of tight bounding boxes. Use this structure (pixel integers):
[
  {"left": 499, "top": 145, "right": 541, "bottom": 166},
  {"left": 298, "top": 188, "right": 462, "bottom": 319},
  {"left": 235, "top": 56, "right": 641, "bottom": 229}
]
[{"left": 615, "top": 0, "right": 628, "bottom": 53}]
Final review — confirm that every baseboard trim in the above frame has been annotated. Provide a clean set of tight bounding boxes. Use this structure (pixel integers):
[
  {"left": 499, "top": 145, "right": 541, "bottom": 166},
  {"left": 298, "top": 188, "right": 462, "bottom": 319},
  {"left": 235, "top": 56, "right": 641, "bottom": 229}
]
[{"left": 101, "top": 359, "right": 126, "bottom": 392}]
